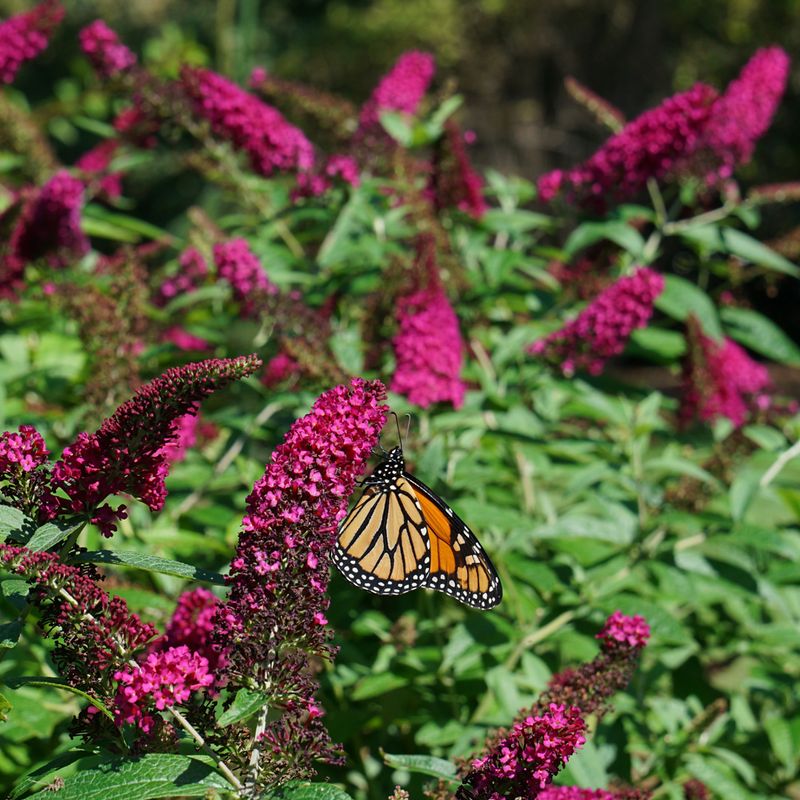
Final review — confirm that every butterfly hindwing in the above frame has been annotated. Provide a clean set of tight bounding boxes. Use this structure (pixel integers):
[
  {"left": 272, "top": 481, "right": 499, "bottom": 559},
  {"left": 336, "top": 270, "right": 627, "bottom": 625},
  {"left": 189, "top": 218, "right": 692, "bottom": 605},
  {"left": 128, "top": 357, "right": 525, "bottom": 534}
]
[
  {"left": 404, "top": 472, "right": 503, "bottom": 610},
  {"left": 334, "top": 457, "right": 432, "bottom": 595}
]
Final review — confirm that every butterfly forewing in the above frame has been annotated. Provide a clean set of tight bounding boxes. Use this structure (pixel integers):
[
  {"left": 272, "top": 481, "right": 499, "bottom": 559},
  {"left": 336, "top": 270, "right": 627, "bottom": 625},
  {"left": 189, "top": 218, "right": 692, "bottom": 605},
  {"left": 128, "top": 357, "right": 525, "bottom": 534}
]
[
  {"left": 334, "top": 453, "right": 432, "bottom": 595},
  {"left": 405, "top": 473, "right": 503, "bottom": 610}
]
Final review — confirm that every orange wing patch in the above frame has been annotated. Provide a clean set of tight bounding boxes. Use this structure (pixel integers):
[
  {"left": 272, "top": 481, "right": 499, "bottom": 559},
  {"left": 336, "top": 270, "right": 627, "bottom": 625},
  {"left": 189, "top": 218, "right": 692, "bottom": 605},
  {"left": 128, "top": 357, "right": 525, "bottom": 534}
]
[{"left": 414, "top": 490, "right": 456, "bottom": 574}]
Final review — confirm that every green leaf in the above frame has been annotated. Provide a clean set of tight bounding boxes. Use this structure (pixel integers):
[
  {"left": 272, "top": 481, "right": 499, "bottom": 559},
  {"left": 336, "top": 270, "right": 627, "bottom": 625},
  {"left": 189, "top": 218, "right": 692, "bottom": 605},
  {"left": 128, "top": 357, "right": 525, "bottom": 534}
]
[
  {"left": 1, "top": 578, "right": 28, "bottom": 597},
  {"left": 8, "top": 749, "right": 97, "bottom": 800},
  {"left": 764, "top": 716, "right": 796, "bottom": 772},
  {"left": 379, "top": 110, "right": 413, "bottom": 146},
  {"left": 0, "top": 619, "right": 22, "bottom": 649},
  {"left": 558, "top": 739, "right": 610, "bottom": 788},
  {"left": 730, "top": 470, "right": 760, "bottom": 522},
  {"left": 381, "top": 752, "right": 458, "bottom": 780},
  {"left": 655, "top": 275, "right": 722, "bottom": 339},
  {"left": 0, "top": 690, "right": 10, "bottom": 722},
  {"left": 25, "top": 516, "right": 86, "bottom": 552},
  {"left": 351, "top": 672, "right": 408, "bottom": 700},
  {"left": 5, "top": 677, "right": 113, "bottom": 720},
  {"left": 629, "top": 327, "right": 687, "bottom": 360},
  {"left": 564, "top": 220, "right": 645, "bottom": 259},
  {"left": 73, "top": 550, "right": 225, "bottom": 584},
  {"left": 720, "top": 306, "right": 800, "bottom": 366},
  {"left": 686, "top": 754, "right": 758, "bottom": 800},
  {"left": 0, "top": 504, "right": 33, "bottom": 542},
  {"left": 217, "top": 688, "right": 270, "bottom": 727},
  {"left": 426, "top": 94, "right": 464, "bottom": 136},
  {"left": 721, "top": 228, "right": 800, "bottom": 277},
  {"left": 24, "top": 754, "right": 231, "bottom": 800},
  {"left": 264, "top": 782, "right": 354, "bottom": 800}
]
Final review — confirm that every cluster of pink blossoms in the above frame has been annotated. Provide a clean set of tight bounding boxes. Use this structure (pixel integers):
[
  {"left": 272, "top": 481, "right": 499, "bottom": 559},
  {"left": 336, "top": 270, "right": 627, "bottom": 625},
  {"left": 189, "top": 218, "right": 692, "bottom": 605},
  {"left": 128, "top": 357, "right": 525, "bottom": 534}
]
[
  {"left": 529, "top": 267, "right": 664, "bottom": 376},
  {"left": 391, "top": 285, "right": 466, "bottom": 408},
  {"left": 211, "top": 379, "right": 387, "bottom": 776},
  {"left": 113, "top": 645, "right": 214, "bottom": 733},
  {"left": 538, "top": 789, "right": 649, "bottom": 800},
  {"left": 52, "top": 355, "right": 260, "bottom": 536},
  {"left": 261, "top": 352, "right": 301, "bottom": 388},
  {"left": 464, "top": 704, "right": 586, "bottom": 798},
  {"left": 358, "top": 50, "right": 436, "bottom": 131},
  {"left": 213, "top": 238, "right": 278, "bottom": 312},
  {"left": 12, "top": 170, "right": 90, "bottom": 267},
  {"left": 294, "top": 154, "right": 361, "bottom": 198},
  {"left": 538, "top": 84, "right": 718, "bottom": 208},
  {"left": 159, "top": 411, "right": 200, "bottom": 465},
  {"left": 155, "top": 247, "right": 208, "bottom": 306},
  {"left": 162, "top": 587, "right": 220, "bottom": 670},
  {"left": 680, "top": 321, "right": 770, "bottom": 427},
  {"left": 597, "top": 610, "right": 651, "bottom": 650},
  {"left": 0, "top": 425, "right": 49, "bottom": 474},
  {"left": 79, "top": 19, "right": 137, "bottom": 78},
  {"left": 181, "top": 66, "right": 315, "bottom": 177},
  {"left": 0, "top": 0, "right": 63, "bottom": 84},
  {"left": 701, "top": 47, "right": 789, "bottom": 179},
  {"left": 539, "top": 47, "right": 790, "bottom": 207}
]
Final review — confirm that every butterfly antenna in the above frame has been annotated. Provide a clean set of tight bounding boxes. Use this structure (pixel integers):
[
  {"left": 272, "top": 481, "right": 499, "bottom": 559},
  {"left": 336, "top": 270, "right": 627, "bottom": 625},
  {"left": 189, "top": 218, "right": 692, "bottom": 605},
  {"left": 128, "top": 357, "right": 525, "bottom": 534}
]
[
  {"left": 392, "top": 410, "right": 403, "bottom": 449},
  {"left": 403, "top": 412, "right": 412, "bottom": 441}
]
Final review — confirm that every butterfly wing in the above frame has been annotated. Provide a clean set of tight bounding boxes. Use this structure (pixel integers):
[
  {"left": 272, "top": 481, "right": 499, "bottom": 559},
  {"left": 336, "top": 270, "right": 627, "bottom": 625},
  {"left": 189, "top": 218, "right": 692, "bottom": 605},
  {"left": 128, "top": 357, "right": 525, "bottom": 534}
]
[
  {"left": 405, "top": 472, "right": 503, "bottom": 609},
  {"left": 333, "top": 475, "right": 432, "bottom": 595}
]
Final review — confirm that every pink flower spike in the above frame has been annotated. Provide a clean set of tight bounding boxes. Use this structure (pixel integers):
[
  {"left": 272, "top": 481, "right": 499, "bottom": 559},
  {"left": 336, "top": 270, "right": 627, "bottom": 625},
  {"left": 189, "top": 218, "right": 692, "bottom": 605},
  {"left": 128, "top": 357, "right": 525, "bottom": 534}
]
[
  {"left": 529, "top": 267, "right": 664, "bottom": 376},
  {"left": 358, "top": 51, "right": 436, "bottom": 132},
  {"left": 0, "top": 1, "right": 63, "bottom": 84},
  {"left": 597, "top": 610, "right": 651, "bottom": 651},
  {"left": 181, "top": 66, "right": 315, "bottom": 177},
  {"left": 79, "top": 20, "right": 137, "bottom": 78},
  {"left": 391, "top": 285, "right": 466, "bottom": 409}
]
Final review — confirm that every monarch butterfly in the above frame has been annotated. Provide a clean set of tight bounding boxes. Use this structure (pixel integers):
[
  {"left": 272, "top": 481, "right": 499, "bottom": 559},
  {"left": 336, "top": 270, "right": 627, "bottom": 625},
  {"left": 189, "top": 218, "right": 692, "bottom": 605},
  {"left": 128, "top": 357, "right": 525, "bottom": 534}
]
[{"left": 333, "top": 441, "right": 502, "bottom": 610}]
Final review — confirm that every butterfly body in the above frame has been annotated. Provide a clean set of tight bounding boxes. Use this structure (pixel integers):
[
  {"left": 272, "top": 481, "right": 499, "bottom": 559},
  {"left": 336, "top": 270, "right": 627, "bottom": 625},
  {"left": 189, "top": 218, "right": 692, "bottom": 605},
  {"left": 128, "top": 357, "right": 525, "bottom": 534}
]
[{"left": 334, "top": 446, "right": 502, "bottom": 609}]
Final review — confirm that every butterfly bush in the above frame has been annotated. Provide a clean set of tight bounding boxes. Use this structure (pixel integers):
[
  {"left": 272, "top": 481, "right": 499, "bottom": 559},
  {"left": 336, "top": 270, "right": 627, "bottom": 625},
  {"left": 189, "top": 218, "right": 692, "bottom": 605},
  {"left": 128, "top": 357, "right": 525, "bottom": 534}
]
[
  {"left": 113, "top": 645, "right": 215, "bottom": 733},
  {"left": 680, "top": 317, "right": 771, "bottom": 427},
  {"left": 0, "top": 0, "right": 63, "bottom": 84},
  {"left": 210, "top": 378, "right": 388, "bottom": 785},
  {"left": 461, "top": 704, "right": 587, "bottom": 799},
  {"left": 161, "top": 587, "right": 220, "bottom": 671},
  {"left": 538, "top": 788, "right": 650, "bottom": 800},
  {"left": 529, "top": 267, "right": 664, "bottom": 376},
  {"left": 52, "top": 355, "right": 260, "bottom": 536},
  {"left": 181, "top": 66, "right": 316, "bottom": 176},
  {"left": 75, "top": 139, "right": 123, "bottom": 199},
  {"left": 701, "top": 47, "right": 789, "bottom": 179},
  {"left": 450, "top": 612, "right": 650, "bottom": 800},
  {"left": 0, "top": 546, "right": 157, "bottom": 707},
  {"left": 538, "top": 84, "right": 718, "bottom": 208},
  {"left": 358, "top": 50, "right": 436, "bottom": 132},
  {"left": 79, "top": 19, "right": 137, "bottom": 78}
]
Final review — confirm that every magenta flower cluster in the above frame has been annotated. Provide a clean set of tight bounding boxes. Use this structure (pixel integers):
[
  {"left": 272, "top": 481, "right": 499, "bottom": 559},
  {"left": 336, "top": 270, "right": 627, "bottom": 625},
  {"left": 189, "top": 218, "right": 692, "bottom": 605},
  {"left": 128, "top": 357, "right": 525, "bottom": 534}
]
[
  {"left": 156, "top": 247, "right": 209, "bottom": 306},
  {"left": 113, "top": 645, "right": 214, "bottom": 733},
  {"left": 0, "top": 0, "right": 63, "bottom": 84},
  {"left": 0, "top": 545, "right": 157, "bottom": 691},
  {"left": 213, "top": 238, "right": 277, "bottom": 312},
  {"left": 464, "top": 704, "right": 586, "bottom": 798},
  {"left": 211, "top": 378, "right": 387, "bottom": 778},
  {"left": 0, "top": 425, "right": 49, "bottom": 474},
  {"left": 529, "top": 267, "right": 664, "bottom": 376},
  {"left": 597, "top": 611, "right": 651, "bottom": 651},
  {"left": 538, "top": 84, "right": 717, "bottom": 208},
  {"left": 539, "top": 47, "right": 790, "bottom": 206},
  {"left": 358, "top": 50, "right": 436, "bottom": 130},
  {"left": 79, "top": 20, "right": 137, "bottom": 78},
  {"left": 12, "top": 170, "right": 90, "bottom": 267},
  {"left": 391, "top": 286, "right": 466, "bottom": 408},
  {"left": 681, "top": 326, "right": 770, "bottom": 427},
  {"left": 702, "top": 47, "right": 789, "bottom": 179},
  {"left": 162, "top": 587, "right": 220, "bottom": 671},
  {"left": 75, "top": 139, "right": 123, "bottom": 199},
  {"left": 52, "top": 355, "right": 260, "bottom": 536},
  {"left": 538, "top": 789, "right": 615, "bottom": 800},
  {"left": 182, "top": 66, "right": 315, "bottom": 176}
]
